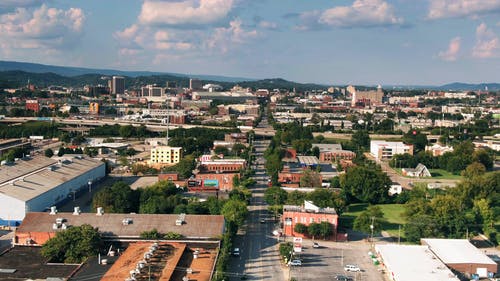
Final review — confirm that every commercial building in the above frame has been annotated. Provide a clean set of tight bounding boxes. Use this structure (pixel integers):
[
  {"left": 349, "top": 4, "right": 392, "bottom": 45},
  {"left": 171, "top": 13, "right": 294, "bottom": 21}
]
[
  {"left": 25, "top": 99, "right": 40, "bottom": 112},
  {"left": 312, "top": 143, "right": 356, "bottom": 162},
  {"left": 191, "top": 172, "right": 239, "bottom": 192},
  {"left": 112, "top": 76, "right": 125, "bottom": 95},
  {"left": 150, "top": 146, "right": 182, "bottom": 165},
  {"left": 199, "top": 159, "right": 246, "bottom": 173},
  {"left": 89, "top": 102, "right": 100, "bottom": 114},
  {"left": 0, "top": 156, "right": 106, "bottom": 225},
  {"left": 351, "top": 85, "right": 384, "bottom": 107},
  {"left": 190, "top": 78, "right": 203, "bottom": 90},
  {"left": 370, "top": 140, "right": 413, "bottom": 160},
  {"left": 375, "top": 244, "right": 459, "bottom": 281},
  {"left": 421, "top": 239, "right": 498, "bottom": 278},
  {"left": 15, "top": 211, "right": 225, "bottom": 245},
  {"left": 141, "top": 84, "right": 166, "bottom": 99},
  {"left": 282, "top": 201, "right": 337, "bottom": 238}
]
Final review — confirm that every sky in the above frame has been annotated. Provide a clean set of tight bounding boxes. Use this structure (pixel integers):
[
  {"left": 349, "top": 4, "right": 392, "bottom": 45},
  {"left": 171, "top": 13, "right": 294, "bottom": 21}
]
[{"left": 0, "top": 0, "right": 499, "bottom": 85}]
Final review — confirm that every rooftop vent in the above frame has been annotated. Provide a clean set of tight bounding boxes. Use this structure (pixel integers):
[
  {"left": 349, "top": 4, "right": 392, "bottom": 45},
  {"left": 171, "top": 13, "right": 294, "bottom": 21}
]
[
  {"left": 122, "top": 218, "right": 133, "bottom": 225},
  {"left": 73, "top": 206, "right": 81, "bottom": 215},
  {"left": 176, "top": 213, "right": 186, "bottom": 226},
  {"left": 96, "top": 207, "right": 104, "bottom": 216},
  {"left": 49, "top": 206, "right": 57, "bottom": 215}
]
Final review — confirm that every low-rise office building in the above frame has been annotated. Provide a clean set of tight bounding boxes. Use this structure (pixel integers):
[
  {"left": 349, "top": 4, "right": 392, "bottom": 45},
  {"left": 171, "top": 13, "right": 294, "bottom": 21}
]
[
  {"left": 282, "top": 201, "right": 337, "bottom": 239},
  {"left": 370, "top": 140, "right": 413, "bottom": 160}
]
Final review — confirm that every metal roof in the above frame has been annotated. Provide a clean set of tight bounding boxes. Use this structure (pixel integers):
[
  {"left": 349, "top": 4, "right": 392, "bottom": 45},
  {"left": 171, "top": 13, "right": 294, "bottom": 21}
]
[
  {"left": 422, "top": 238, "right": 497, "bottom": 266},
  {"left": 0, "top": 156, "right": 104, "bottom": 202},
  {"left": 375, "top": 244, "right": 459, "bottom": 281}
]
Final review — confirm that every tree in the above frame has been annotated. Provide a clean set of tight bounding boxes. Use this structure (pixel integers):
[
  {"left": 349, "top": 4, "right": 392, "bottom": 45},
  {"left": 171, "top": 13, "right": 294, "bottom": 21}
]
[
  {"left": 350, "top": 130, "right": 370, "bottom": 151},
  {"left": 41, "top": 224, "right": 101, "bottom": 263},
  {"left": 319, "top": 221, "right": 333, "bottom": 239},
  {"left": 294, "top": 223, "right": 308, "bottom": 235},
  {"left": 353, "top": 205, "right": 383, "bottom": 234},
  {"left": 221, "top": 199, "right": 248, "bottom": 227},
  {"left": 92, "top": 181, "right": 139, "bottom": 213},
  {"left": 119, "top": 125, "right": 135, "bottom": 138},
  {"left": 340, "top": 166, "right": 391, "bottom": 204},
  {"left": 308, "top": 223, "right": 322, "bottom": 240},
  {"left": 462, "top": 162, "right": 486, "bottom": 179},
  {"left": 140, "top": 228, "right": 162, "bottom": 239},
  {"left": 44, "top": 148, "right": 54, "bottom": 158},
  {"left": 264, "top": 186, "right": 287, "bottom": 205},
  {"left": 299, "top": 169, "right": 322, "bottom": 188},
  {"left": 279, "top": 242, "right": 293, "bottom": 262},
  {"left": 473, "top": 199, "right": 495, "bottom": 236},
  {"left": 472, "top": 149, "right": 494, "bottom": 170}
]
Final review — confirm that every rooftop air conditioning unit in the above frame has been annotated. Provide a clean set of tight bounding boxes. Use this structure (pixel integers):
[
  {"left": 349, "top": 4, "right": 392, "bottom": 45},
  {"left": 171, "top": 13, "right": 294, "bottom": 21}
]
[
  {"left": 73, "top": 206, "right": 81, "bottom": 215},
  {"left": 122, "top": 218, "right": 133, "bottom": 225},
  {"left": 49, "top": 206, "right": 57, "bottom": 215},
  {"left": 96, "top": 207, "right": 104, "bottom": 216}
]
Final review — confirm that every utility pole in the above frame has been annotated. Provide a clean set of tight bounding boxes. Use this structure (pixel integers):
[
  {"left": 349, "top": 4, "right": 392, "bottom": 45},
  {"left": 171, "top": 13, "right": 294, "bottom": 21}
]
[{"left": 370, "top": 217, "right": 374, "bottom": 245}]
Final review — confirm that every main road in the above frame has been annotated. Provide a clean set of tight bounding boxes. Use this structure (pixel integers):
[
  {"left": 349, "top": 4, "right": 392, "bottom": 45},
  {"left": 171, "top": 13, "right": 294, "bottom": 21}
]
[{"left": 228, "top": 120, "right": 285, "bottom": 281}]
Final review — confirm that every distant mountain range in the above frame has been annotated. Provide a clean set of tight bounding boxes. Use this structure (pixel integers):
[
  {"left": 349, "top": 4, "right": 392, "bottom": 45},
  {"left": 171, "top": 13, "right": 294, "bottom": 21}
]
[
  {"left": 0, "top": 60, "right": 254, "bottom": 83},
  {"left": 0, "top": 60, "right": 498, "bottom": 91}
]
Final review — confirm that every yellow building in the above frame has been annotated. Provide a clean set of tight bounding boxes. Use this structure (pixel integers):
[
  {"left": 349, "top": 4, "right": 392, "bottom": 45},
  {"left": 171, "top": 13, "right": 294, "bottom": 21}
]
[
  {"left": 150, "top": 146, "right": 182, "bottom": 165},
  {"left": 89, "top": 102, "right": 100, "bottom": 114}
]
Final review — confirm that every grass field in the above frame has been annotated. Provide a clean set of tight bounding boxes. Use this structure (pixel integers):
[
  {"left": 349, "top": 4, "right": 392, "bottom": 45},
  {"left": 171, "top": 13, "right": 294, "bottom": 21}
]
[
  {"left": 340, "top": 203, "right": 407, "bottom": 238},
  {"left": 428, "top": 169, "right": 463, "bottom": 180}
]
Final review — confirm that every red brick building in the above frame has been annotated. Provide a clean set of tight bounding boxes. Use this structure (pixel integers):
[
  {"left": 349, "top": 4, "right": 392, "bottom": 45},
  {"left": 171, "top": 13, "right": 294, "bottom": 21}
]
[
  {"left": 199, "top": 159, "right": 246, "bottom": 173},
  {"left": 283, "top": 201, "right": 338, "bottom": 239},
  {"left": 25, "top": 99, "right": 40, "bottom": 113},
  {"left": 192, "top": 172, "right": 239, "bottom": 192}
]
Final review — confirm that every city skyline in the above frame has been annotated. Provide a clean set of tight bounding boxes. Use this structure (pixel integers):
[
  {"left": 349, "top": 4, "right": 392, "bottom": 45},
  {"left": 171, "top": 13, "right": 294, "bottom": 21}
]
[{"left": 0, "top": 0, "right": 499, "bottom": 85}]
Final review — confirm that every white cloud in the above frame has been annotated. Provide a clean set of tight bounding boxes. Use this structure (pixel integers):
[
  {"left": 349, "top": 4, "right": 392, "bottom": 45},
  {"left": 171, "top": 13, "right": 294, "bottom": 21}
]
[
  {"left": 206, "top": 19, "right": 258, "bottom": 53},
  {"left": 472, "top": 23, "right": 500, "bottom": 58},
  {"left": 297, "top": 0, "right": 403, "bottom": 29},
  {"left": 259, "top": 21, "right": 278, "bottom": 30},
  {"left": 138, "top": 0, "right": 234, "bottom": 26},
  {"left": 0, "top": 4, "right": 85, "bottom": 52},
  {"left": 438, "top": 37, "right": 461, "bottom": 61},
  {"left": 428, "top": 0, "right": 500, "bottom": 20}
]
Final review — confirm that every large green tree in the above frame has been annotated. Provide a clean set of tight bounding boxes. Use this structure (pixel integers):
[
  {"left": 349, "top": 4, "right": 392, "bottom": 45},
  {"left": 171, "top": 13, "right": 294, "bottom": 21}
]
[
  {"left": 92, "top": 181, "right": 139, "bottom": 213},
  {"left": 41, "top": 224, "right": 101, "bottom": 263},
  {"left": 340, "top": 166, "right": 391, "bottom": 204},
  {"left": 221, "top": 199, "right": 248, "bottom": 227}
]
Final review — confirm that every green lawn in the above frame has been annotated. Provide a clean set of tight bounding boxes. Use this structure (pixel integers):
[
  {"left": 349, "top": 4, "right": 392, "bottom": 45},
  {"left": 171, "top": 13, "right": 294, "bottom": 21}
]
[
  {"left": 340, "top": 203, "right": 406, "bottom": 238},
  {"left": 428, "top": 169, "right": 463, "bottom": 180}
]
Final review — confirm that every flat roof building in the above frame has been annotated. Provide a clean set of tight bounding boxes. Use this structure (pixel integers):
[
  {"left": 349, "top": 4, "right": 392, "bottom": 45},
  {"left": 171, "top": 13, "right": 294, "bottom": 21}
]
[
  {"left": 421, "top": 238, "right": 498, "bottom": 278},
  {"left": 150, "top": 146, "right": 182, "bottom": 165},
  {"left": 375, "top": 244, "right": 459, "bottom": 281},
  {"left": 370, "top": 140, "right": 413, "bottom": 161},
  {"left": 15, "top": 212, "right": 225, "bottom": 245},
  {"left": 0, "top": 156, "right": 105, "bottom": 225}
]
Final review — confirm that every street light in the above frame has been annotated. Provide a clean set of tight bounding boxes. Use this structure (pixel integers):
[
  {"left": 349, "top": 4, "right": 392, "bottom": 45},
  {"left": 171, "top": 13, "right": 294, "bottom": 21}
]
[{"left": 370, "top": 217, "right": 374, "bottom": 244}]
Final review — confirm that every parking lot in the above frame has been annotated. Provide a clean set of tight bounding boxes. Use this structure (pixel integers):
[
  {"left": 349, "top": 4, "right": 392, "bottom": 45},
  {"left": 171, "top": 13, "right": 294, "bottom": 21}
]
[{"left": 289, "top": 240, "right": 385, "bottom": 281}]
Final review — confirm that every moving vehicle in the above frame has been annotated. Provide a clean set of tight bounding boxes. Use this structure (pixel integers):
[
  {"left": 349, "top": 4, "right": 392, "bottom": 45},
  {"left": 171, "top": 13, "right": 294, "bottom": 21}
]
[
  {"left": 289, "top": 259, "right": 302, "bottom": 266},
  {"left": 233, "top": 248, "right": 240, "bottom": 256},
  {"left": 344, "top": 264, "right": 361, "bottom": 272},
  {"left": 335, "top": 275, "right": 353, "bottom": 281}
]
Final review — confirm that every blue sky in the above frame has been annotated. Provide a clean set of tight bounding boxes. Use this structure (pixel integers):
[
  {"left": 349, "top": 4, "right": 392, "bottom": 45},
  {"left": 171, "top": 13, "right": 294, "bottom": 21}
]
[{"left": 0, "top": 0, "right": 499, "bottom": 85}]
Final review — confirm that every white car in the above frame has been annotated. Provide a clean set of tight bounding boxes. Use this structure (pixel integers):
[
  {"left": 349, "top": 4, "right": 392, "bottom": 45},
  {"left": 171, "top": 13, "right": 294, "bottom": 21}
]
[
  {"left": 344, "top": 264, "right": 361, "bottom": 272},
  {"left": 289, "top": 259, "right": 302, "bottom": 266}
]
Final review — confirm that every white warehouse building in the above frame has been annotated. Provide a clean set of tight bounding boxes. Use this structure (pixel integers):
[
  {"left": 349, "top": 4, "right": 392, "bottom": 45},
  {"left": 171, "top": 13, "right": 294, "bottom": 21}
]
[{"left": 0, "top": 155, "right": 105, "bottom": 226}]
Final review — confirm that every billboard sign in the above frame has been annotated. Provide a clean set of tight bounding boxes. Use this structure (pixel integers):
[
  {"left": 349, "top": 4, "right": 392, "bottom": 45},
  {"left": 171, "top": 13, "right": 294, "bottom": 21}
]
[{"left": 203, "top": 179, "right": 219, "bottom": 188}]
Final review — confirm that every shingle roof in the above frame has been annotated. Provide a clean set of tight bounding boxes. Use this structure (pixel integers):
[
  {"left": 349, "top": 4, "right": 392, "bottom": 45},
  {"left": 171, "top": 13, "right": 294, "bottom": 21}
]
[{"left": 17, "top": 212, "right": 225, "bottom": 240}]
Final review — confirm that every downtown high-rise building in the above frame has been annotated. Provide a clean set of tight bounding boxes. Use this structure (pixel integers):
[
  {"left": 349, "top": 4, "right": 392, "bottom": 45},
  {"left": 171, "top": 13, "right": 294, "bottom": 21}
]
[{"left": 112, "top": 76, "right": 125, "bottom": 95}]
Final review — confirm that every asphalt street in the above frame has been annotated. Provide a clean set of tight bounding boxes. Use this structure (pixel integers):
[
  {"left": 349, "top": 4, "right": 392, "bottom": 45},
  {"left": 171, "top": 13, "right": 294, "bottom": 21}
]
[{"left": 228, "top": 134, "right": 285, "bottom": 281}]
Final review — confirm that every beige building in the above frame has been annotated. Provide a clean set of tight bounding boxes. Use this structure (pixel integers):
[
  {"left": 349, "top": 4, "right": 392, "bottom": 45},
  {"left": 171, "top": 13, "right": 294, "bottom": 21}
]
[
  {"left": 351, "top": 85, "right": 384, "bottom": 107},
  {"left": 150, "top": 146, "right": 182, "bottom": 165}
]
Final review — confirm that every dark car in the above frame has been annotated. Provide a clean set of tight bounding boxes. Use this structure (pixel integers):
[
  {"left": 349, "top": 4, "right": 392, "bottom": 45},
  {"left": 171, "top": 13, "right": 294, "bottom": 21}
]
[{"left": 335, "top": 275, "right": 353, "bottom": 281}]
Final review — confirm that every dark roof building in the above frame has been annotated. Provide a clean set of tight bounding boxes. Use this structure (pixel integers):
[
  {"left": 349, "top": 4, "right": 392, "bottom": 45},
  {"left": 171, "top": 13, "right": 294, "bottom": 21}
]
[{"left": 15, "top": 211, "right": 225, "bottom": 245}]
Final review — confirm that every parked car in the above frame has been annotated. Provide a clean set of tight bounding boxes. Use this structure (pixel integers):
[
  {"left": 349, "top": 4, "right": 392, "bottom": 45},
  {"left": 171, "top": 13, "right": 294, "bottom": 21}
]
[
  {"left": 312, "top": 242, "right": 320, "bottom": 248},
  {"left": 233, "top": 248, "right": 240, "bottom": 256},
  {"left": 335, "top": 275, "right": 353, "bottom": 281},
  {"left": 344, "top": 264, "right": 361, "bottom": 272},
  {"left": 260, "top": 218, "right": 266, "bottom": 223},
  {"left": 289, "top": 259, "right": 302, "bottom": 266}
]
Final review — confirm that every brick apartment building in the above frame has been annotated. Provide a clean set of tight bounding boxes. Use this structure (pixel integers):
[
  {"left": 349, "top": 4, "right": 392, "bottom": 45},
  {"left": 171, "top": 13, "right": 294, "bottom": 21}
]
[{"left": 283, "top": 201, "right": 338, "bottom": 239}]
